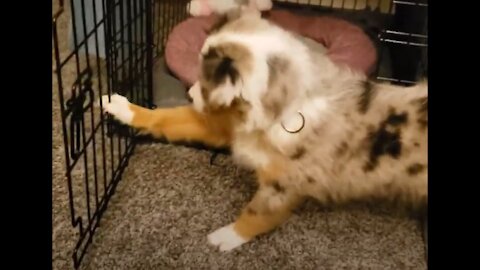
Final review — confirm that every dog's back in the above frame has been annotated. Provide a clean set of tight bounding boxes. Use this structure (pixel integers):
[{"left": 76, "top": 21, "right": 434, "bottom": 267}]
[{"left": 284, "top": 79, "right": 428, "bottom": 209}]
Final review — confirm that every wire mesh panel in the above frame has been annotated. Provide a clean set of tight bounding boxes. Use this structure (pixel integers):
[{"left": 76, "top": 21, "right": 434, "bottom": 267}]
[
  {"left": 53, "top": 0, "right": 154, "bottom": 268},
  {"left": 53, "top": 0, "right": 192, "bottom": 268},
  {"left": 377, "top": 0, "right": 428, "bottom": 84},
  {"left": 152, "top": 0, "right": 190, "bottom": 58},
  {"left": 272, "top": 0, "right": 428, "bottom": 85},
  {"left": 274, "top": 0, "right": 395, "bottom": 13}
]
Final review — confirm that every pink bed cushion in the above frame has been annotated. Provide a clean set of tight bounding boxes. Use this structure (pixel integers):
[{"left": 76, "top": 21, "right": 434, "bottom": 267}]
[
  {"left": 164, "top": 15, "right": 218, "bottom": 87},
  {"left": 165, "top": 9, "right": 377, "bottom": 87},
  {"left": 264, "top": 10, "right": 377, "bottom": 76}
]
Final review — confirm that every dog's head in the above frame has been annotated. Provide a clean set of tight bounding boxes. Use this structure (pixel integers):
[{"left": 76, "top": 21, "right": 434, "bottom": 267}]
[
  {"left": 188, "top": 8, "right": 317, "bottom": 132},
  {"left": 188, "top": 10, "right": 279, "bottom": 124}
]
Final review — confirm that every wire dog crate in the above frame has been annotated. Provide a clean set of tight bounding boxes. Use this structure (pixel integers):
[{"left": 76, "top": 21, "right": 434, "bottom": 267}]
[{"left": 52, "top": 0, "right": 428, "bottom": 269}]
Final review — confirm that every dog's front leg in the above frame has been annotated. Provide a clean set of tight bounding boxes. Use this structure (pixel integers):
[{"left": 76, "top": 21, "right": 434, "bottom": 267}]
[
  {"left": 208, "top": 180, "right": 303, "bottom": 251},
  {"left": 100, "top": 94, "right": 232, "bottom": 148}
]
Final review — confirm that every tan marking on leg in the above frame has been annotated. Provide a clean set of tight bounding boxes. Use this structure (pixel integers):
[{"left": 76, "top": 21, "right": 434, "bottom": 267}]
[
  {"left": 233, "top": 185, "right": 303, "bottom": 239},
  {"left": 129, "top": 104, "right": 233, "bottom": 148}
]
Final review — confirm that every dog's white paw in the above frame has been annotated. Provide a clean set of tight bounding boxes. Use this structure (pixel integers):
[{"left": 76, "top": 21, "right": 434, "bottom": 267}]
[
  {"left": 100, "top": 94, "right": 134, "bottom": 124},
  {"left": 207, "top": 223, "right": 248, "bottom": 252}
]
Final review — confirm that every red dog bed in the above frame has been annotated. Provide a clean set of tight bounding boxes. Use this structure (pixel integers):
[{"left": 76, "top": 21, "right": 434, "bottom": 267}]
[{"left": 165, "top": 9, "right": 377, "bottom": 87}]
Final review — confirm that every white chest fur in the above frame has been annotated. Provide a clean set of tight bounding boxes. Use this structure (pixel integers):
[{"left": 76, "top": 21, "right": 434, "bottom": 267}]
[
  {"left": 231, "top": 96, "right": 332, "bottom": 170},
  {"left": 231, "top": 133, "right": 271, "bottom": 170}
]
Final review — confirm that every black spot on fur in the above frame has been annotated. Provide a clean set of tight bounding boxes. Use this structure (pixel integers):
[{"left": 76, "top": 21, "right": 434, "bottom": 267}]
[
  {"left": 262, "top": 98, "right": 283, "bottom": 118},
  {"left": 267, "top": 55, "right": 289, "bottom": 86},
  {"left": 271, "top": 181, "right": 285, "bottom": 193},
  {"left": 413, "top": 97, "right": 428, "bottom": 130},
  {"left": 290, "top": 147, "right": 306, "bottom": 160},
  {"left": 363, "top": 162, "right": 376, "bottom": 172},
  {"left": 364, "top": 110, "right": 409, "bottom": 172},
  {"left": 407, "top": 163, "right": 425, "bottom": 176},
  {"left": 335, "top": 141, "right": 349, "bottom": 157},
  {"left": 365, "top": 130, "right": 402, "bottom": 170},
  {"left": 246, "top": 207, "right": 257, "bottom": 215},
  {"left": 262, "top": 56, "right": 289, "bottom": 117},
  {"left": 418, "top": 119, "right": 427, "bottom": 129},
  {"left": 386, "top": 111, "right": 408, "bottom": 126},
  {"left": 306, "top": 176, "right": 315, "bottom": 183},
  {"left": 414, "top": 142, "right": 420, "bottom": 147},
  {"left": 358, "top": 81, "right": 376, "bottom": 114}
]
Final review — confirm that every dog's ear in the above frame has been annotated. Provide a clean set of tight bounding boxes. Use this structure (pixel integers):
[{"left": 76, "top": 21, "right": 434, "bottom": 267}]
[{"left": 202, "top": 47, "right": 240, "bottom": 86}]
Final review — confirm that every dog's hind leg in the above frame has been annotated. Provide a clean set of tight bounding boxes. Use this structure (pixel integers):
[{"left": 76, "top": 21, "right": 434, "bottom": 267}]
[{"left": 208, "top": 180, "right": 303, "bottom": 251}]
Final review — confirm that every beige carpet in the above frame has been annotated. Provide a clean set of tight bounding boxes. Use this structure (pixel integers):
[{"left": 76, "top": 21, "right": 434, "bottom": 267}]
[{"left": 52, "top": 1, "right": 426, "bottom": 269}]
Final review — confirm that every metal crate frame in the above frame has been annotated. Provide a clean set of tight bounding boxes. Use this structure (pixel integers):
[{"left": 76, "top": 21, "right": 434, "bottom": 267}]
[{"left": 52, "top": 0, "right": 190, "bottom": 268}]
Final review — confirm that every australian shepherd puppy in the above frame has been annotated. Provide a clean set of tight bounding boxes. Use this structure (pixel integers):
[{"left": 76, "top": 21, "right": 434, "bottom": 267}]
[{"left": 101, "top": 9, "right": 427, "bottom": 252}]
